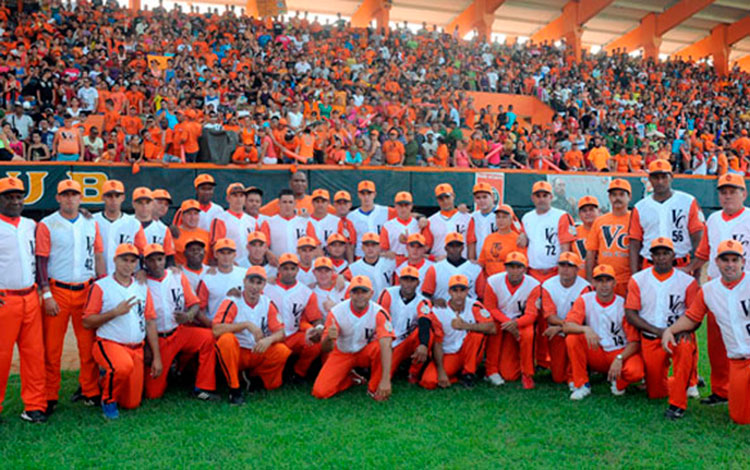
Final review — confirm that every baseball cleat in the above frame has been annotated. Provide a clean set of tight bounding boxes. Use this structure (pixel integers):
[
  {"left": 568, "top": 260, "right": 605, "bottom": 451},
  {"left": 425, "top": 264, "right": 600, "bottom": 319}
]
[
  {"left": 484, "top": 373, "right": 505, "bottom": 386},
  {"left": 687, "top": 385, "right": 700, "bottom": 399},
  {"left": 664, "top": 405, "right": 686, "bottom": 420},
  {"left": 569, "top": 386, "right": 591, "bottom": 400},
  {"left": 610, "top": 381, "right": 626, "bottom": 396},
  {"left": 700, "top": 394, "right": 728, "bottom": 406},
  {"left": 20, "top": 410, "right": 48, "bottom": 423}
]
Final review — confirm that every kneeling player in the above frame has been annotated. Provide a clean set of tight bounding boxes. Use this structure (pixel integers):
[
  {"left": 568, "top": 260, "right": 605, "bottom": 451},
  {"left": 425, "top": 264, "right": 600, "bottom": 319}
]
[
  {"left": 213, "top": 267, "right": 291, "bottom": 405},
  {"left": 312, "top": 276, "right": 394, "bottom": 400},
  {"left": 83, "top": 243, "right": 162, "bottom": 419},
  {"left": 420, "top": 275, "right": 496, "bottom": 389},
  {"left": 563, "top": 264, "right": 644, "bottom": 400}
]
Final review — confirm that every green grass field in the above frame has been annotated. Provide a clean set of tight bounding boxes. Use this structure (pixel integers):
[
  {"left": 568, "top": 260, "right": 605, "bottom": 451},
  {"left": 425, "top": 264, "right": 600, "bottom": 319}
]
[{"left": 1, "top": 323, "right": 748, "bottom": 469}]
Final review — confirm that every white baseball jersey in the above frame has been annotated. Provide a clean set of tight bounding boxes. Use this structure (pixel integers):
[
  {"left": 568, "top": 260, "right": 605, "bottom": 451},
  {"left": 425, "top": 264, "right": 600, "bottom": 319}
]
[
  {"left": 37, "top": 211, "right": 100, "bottom": 283},
  {"left": 236, "top": 258, "right": 278, "bottom": 281},
  {"left": 331, "top": 258, "right": 349, "bottom": 274},
  {"left": 629, "top": 268, "right": 695, "bottom": 332},
  {"left": 142, "top": 219, "right": 173, "bottom": 252},
  {"left": 521, "top": 207, "right": 571, "bottom": 270},
  {"left": 701, "top": 207, "right": 750, "bottom": 279},
  {"left": 0, "top": 216, "right": 36, "bottom": 289},
  {"left": 697, "top": 275, "right": 750, "bottom": 359},
  {"left": 378, "top": 286, "right": 431, "bottom": 347},
  {"left": 261, "top": 215, "right": 315, "bottom": 257},
  {"left": 147, "top": 270, "right": 196, "bottom": 333},
  {"left": 347, "top": 256, "right": 397, "bottom": 298},
  {"left": 264, "top": 281, "right": 318, "bottom": 336},
  {"left": 426, "top": 210, "right": 471, "bottom": 258},
  {"left": 432, "top": 300, "right": 491, "bottom": 354},
  {"left": 94, "top": 212, "right": 144, "bottom": 274},
  {"left": 395, "top": 258, "right": 434, "bottom": 286},
  {"left": 297, "top": 265, "right": 317, "bottom": 286},
  {"left": 89, "top": 275, "right": 151, "bottom": 344},
  {"left": 485, "top": 273, "right": 539, "bottom": 319},
  {"left": 575, "top": 292, "right": 627, "bottom": 352},
  {"left": 313, "top": 283, "right": 349, "bottom": 319},
  {"left": 182, "top": 264, "right": 207, "bottom": 292},
  {"left": 347, "top": 205, "right": 392, "bottom": 257},
  {"left": 218, "top": 295, "right": 278, "bottom": 349},
  {"left": 468, "top": 210, "right": 497, "bottom": 255},
  {"left": 212, "top": 209, "right": 258, "bottom": 262},
  {"left": 540, "top": 275, "right": 590, "bottom": 320},
  {"left": 198, "top": 266, "right": 245, "bottom": 320},
  {"left": 632, "top": 191, "right": 702, "bottom": 259},
  {"left": 328, "top": 299, "right": 389, "bottom": 353},
  {"left": 198, "top": 202, "right": 224, "bottom": 232},
  {"left": 422, "top": 259, "right": 481, "bottom": 302},
  {"left": 381, "top": 217, "right": 420, "bottom": 257},
  {"left": 310, "top": 213, "right": 342, "bottom": 248}
]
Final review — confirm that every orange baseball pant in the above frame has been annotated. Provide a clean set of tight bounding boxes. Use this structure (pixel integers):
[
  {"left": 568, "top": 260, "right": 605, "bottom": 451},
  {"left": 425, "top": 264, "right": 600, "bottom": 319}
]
[
  {"left": 566, "top": 334, "right": 644, "bottom": 390},
  {"left": 215, "top": 333, "right": 291, "bottom": 390},
  {"left": 145, "top": 325, "right": 217, "bottom": 399},
  {"left": 44, "top": 283, "right": 99, "bottom": 401},
  {"left": 0, "top": 289, "right": 46, "bottom": 413},
  {"left": 312, "top": 341, "right": 383, "bottom": 399},
  {"left": 420, "top": 332, "right": 485, "bottom": 389},
  {"left": 284, "top": 330, "right": 321, "bottom": 377},
  {"left": 548, "top": 334, "right": 571, "bottom": 384},
  {"left": 728, "top": 358, "right": 750, "bottom": 425},
  {"left": 391, "top": 330, "right": 428, "bottom": 379},
  {"left": 529, "top": 268, "right": 556, "bottom": 368},
  {"left": 707, "top": 312, "right": 729, "bottom": 399},
  {"left": 641, "top": 335, "right": 695, "bottom": 410},
  {"left": 92, "top": 338, "right": 144, "bottom": 409},
  {"left": 484, "top": 325, "right": 534, "bottom": 381}
]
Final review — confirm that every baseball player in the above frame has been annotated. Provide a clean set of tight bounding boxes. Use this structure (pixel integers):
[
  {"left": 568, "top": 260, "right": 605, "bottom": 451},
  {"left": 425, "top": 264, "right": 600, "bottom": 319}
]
[
  {"left": 237, "top": 231, "right": 278, "bottom": 281},
  {"left": 419, "top": 274, "right": 496, "bottom": 389},
  {"left": 142, "top": 244, "right": 217, "bottom": 401},
  {"left": 421, "top": 233, "right": 481, "bottom": 307},
  {"left": 36, "top": 179, "right": 105, "bottom": 413},
  {"left": 378, "top": 267, "right": 433, "bottom": 382},
  {"left": 683, "top": 173, "right": 750, "bottom": 406},
  {"left": 309, "top": 189, "right": 341, "bottom": 250},
  {"left": 243, "top": 186, "right": 266, "bottom": 223},
  {"left": 563, "top": 264, "right": 644, "bottom": 400},
  {"left": 311, "top": 257, "right": 349, "bottom": 317},
  {"left": 132, "top": 187, "right": 175, "bottom": 264},
  {"left": 483, "top": 252, "right": 539, "bottom": 388},
  {"left": 625, "top": 238, "right": 699, "bottom": 419},
  {"left": 213, "top": 266, "right": 291, "bottom": 405},
  {"left": 151, "top": 189, "right": 172, "bottom": 224},
  {"left": 422, "top": 183, "right": 471, "bottom": 259},
  {"left": 173, "top": 199, "right": 210, "bottom": 266},
  {"left": 332, "top": 190, "right": 357, "bottom": 263},
  {"left": 344, "top": 232, "right": 397, "bottom": 299},
  {"left": 572, "top": 196, "right": 599, "bottom": 277},
  {"left": 259, "top": 189, "right": 318, "bottom": 258},
  {"left": 380, "top": 191, "right": 421, "bottom": 259},
  {"left": 467, "top": 183, "right": 498, "bottom": 261},
  {"left": 0, "top": 177, "right": 47, "bottom": 423},
  {"left": 312, "top": 276, "right": 395, "bottom": 400},
  {"left": 82, "top": 243, "right": 162, "bottom": 419},
  {"left": 264, "top": 253, "right": 323, "bottom": 381},
  {"left": 478, "top": 204, "right": 523, "bottom": 277},
  {"left": 324, "top": 233, "right": 350, "bottom": 274},
  {"left": 181, "top": 237, "right": 208, "bottom": 292},
  {"left": 174, "top": 174, "right": 223, "bottom": 232},
  {"left": 210, "top": 182, "right": 259, "bottom": 263},
  {"left": 347, "top": 180, "right": 396, "bottom": 259},
  {"left": 394, "top": 233, "right": 433, "bottom": 285},
  {"left": 296, "top": 236, "right": 319, "bottom": 286},
  {"left": 196, "top": 238, "right": 246, "bottom": 324},
  {"left": 662, "top": 240, "right": 750, "bottom": 424},
  {"left": 93, "top": 179, "right": 147, "bottom": 274}
]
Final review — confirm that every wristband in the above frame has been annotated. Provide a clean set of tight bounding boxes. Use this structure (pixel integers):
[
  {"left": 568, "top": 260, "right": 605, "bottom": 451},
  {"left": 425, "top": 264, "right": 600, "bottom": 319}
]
[{"left": 42, "top": 291, "right": 53, "bottom": 300}]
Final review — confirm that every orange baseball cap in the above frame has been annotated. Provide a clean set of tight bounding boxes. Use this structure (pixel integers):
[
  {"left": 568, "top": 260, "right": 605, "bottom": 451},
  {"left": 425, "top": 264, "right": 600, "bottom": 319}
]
[
  {"left": 399, "top": 266, "right": 420, "bottom": 279},
  {"left": 184, "top": 236, "right": 206, "bottom": 248},
  {"left": 448, "top": 274, "right": 469, "bottom": 289},
  {"left": 504, "top": 251, "right": 528, "bottom": 267},
  {"left": 494, "top": 204, "right": 514, "bottom": 216},
  {"left": 350, "top": 275, "right": 373, "bottom": 291},
  {"left": 473, "top": 182, "right": 493, "bottom": 195},
  {"left": 558, "top": 251, "right": 583, "bottom": 267},
  {"left": 279, "top": 253, "right": 299, "bottom": 266},
  {"left": 717, "top": 173, "right": 746, "bottom": 190},
  {"left": 226, "top": 182, "right": 245, "bottom": 195},
  {"left": 245, "top": 265, "right": 267, "bottom": 280},
  {"left": 0, "top": 176, "right": 24, "bottom": 194},
  {"left": 717, "top": 239, "right": 744, "bottom": 257},
  {"left": 114, "top": 243, "right": 139, "bottom": 258},
  {"left": 593, "top": 264, "right": 616, "bottom": 279},
  {"left": 358, "top": 180, "right": 376, "bottom": 193},
  {"left": 313, "top": 257, "right": 334, "bottom": 270},
  {"left": 152, "top": 189, "right": 172, "bottom": 201},
  {"left": 444, "top": 232, "right": 464, "bottom": 246},
  {"left": 334, "top": 190, "right": 352, "bottom": 202},
  {"left": 578, "top": 195, "right": 599, "bottom": 210},
  {"left": 648, "top": 159, "right": 672, "bottom": 174},
  {"left": 57, "top": 179, "right": 82, "bottom": 195},
  {"left": 194, "top": 174, "right": 216, "bottom": 188},
  {"left": 213, "top": 238, "right": 237, "bottom": 253},
  {"left": 312, "top": 189, "right": 330, "bottom": 201},
  {"left": 434, "top": 183, "right": 454, "bottom": 197},
  {"left": 407, "top": 233, "right": 426, "bottom": 246},
  {"left": 326, "top": 233, "right": 347, "bottom": 245},
  {"left": 650, "top": 237, "right": 674, "bottom": 251},
  {"left": 362, "top": 232, "right": 380, "bottom": 244},
  {"left": 608, "top": 178, "right": 632, "bottom": 194},
  {"left": 143, "top": 243, "right": 165, "bottom": 258},
  {"left": 394, "top": 191, "right": 413, "bottom": 204},
  {"left": 297, "top": 236, "right": 318, "bottom": 249},
  {"left": 532, "top": 181, "right": 552, "bottom": 194},
  {"left": 180, "top": 199, "right": 200, "bottom": 212},
  {"left": 247, "top": 231, "right": 267, "bottom": 244},
  {"left": 132, "top": 187, "right": 153, "bottom": 201},
  {"left": 102, "top": 179, "right": 125, "bottom": 195}
]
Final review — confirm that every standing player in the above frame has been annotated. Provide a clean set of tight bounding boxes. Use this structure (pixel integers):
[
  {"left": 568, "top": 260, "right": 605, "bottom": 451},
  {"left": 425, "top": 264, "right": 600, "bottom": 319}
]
[
  {"left": 625, "top": 238, "right": 699, "bottom": 419},
  {"left": 347, "top": 180, "right": 396, "bottom": 258},
  {"left": 312, "top": 276, "right": 395, "bottom": 400},
  {"left": 585, "top": 179, "right": 631, "bottom": 296},
  {"left": 196, "top": 238, "right": 246, "bottom": 323},
  {"left": 181, "top": 238, "right": 208, "bottom": 292},
  {"left": 467, "top": 183, "right": 497, "bottom": 261},
  {"left": 151, "top": 189, "right": 172, "bottom": 224},
  {"left": 662, "top": 240, "right": 750, "bottom": 424},
  {"left": 237, "top": 232, "right": 278, "bottom": 281},
  {"left": 421, "top": 233, "right": 481, "bottom": 307},
  {"left": 309, "top": 189, "right": 341, "bottom": 250},
  {"left": 192, "top": 174, "right": 223, "bottom": 231},
  {"left": 629, "top": 159, "right": 704, "bottom": 273},
  {"left": 260, "top": 172, "right": 317, "bottom": 216},
  {"left": 213, "top": 266, "right": 291, "bottom": 405},
  {"left": 93, "top": 179, "right": 147, "bottom": 274},
  {"left": 478, "top": 204, "right": 522, "bottom": 277},
  {"left": 563, "top": 264, "right": 644, "bottom": 400},
  {"left": 380, "top": 191, "right": 420, "bottom": 259},
  {"left": 295, "top": 236, "right": 319, "bottom": 286},
  {"left": 325, "top": 233, "right": 350, "bottom": 274},
  {"left": 683, "top": 173, "right": 750, "bottom": 406},
  {"left": 133, "top": 187, "right": 175, "bottom": 264},
  {"left": 333, "top": 190, "right": 357, "bottom": 263},
  {"left": 142, "top": 244, "right": 217, "bottom": 401},
  {"left": 0, "top": 177, "right": 47, "bottom": 423},
  {"left": 173, "top": 200, "right": 210, "bottom": 266},
  {"left": 82, "top": 243, "right": 162, "bottom": 419},
  {"left": 243, "top": 186, "right": 265, "bottom": 223},
  {"left": 36, "top": 179, "right": 105, "bottom": 413},
  {"left": 423, "top": 183, "right": 471, "bottom": 259},
  {"left": 259, "top": 189, "right": 318, "bottom": 258},
  {"left": 394, "top": 234, "right": 434, "bottom": 285},
  {"left": 311, "top": 257, "right": 349, "bottom": 316},
  {"left": 419, "top": 275, "right": 496, "bottom": 389},
  {"left": 572, "top": 196, "right": 599, "bottom": 277},
  {"left": 345, "top": 232, "right": 397, "bottom": 299},
  {"left": 210, "top": 183, "right": 258, "bottom": 263}
]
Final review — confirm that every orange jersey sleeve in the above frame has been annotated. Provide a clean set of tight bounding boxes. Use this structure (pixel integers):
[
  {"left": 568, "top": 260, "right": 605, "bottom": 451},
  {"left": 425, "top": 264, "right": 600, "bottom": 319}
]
[
  {"left": 471, "top": 301, "right": 492, "bottom": 324},
  {"left": 375, "top": 308, "right": 396, "bottom": 340},
  {"left": 83, "top": 283, "right": 104, "bottom": 318},
  {"left": 466, "top": 218, "right": 477, "bottom": 245},
  {"left": 421, "top": 222, "right": 434, "bottom": 251},
  {"left": 688, "top": 199, "right": 704, "bottom": 235},
  {"left": 162, "top": 228, "right": 175, "bottom": 256},
  {"left": 134, "top": 226, "right": 147, "bottom": 252},
  {"left": 379, "top": 226, "right": 391, "bottom": 251},
  {"left": 93, "top": 223, "right": 104, "bottom": 253},
  {"left": 694, "top": 231, "right": 710, "bottom": 261},
  {"left": 181, "top": 273, "right": 200, "bottom": 308},
  {"left": 628, "top": 207, "right": 643, "bottom": 241},
  {"left": 685, "top": 288, "right": 708, "bottom": 324},
  {"left": 197, "top": 280, "right": 209, "bottom": 310},
  {"left": 557, "top": 213, "right": 576, "bottom": 244},
  {"left": 420, "top": 266, "right": 436, "bottom": 296},
  {"left": 210, "top": 218, "right": 227, "bottom": 245},
  {"left": 539, "top": 287, "right": 557, "bottom": 319},
  {"left": 35, "top": 220, "right": 51, "bottom": 256},
  {"left": 268, "top": 301, "right": 284, "bottom": 333},
  {"left": 144, "top": 290, "right": 157, "bottom": 321},
  {"left": 377, "top": 289, "right": 392, "bottom": 313},
  {"left": 302, "top": 292, "right": 322, "bottom": 325},
  {"left": 213, "top": 299, "right": 238, "bottom": 324},
  {"left": 566, "top": 296, "right": 586, "bottom": 325},
  {"left": 483, "top": 284, "right": 510, "bottom": 323},
  {"left": 624, "top": 278, "right": 642, "bottom": 311}
]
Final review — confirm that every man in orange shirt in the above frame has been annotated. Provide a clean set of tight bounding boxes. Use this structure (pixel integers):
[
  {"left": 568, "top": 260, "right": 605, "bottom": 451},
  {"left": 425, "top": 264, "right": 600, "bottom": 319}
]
[
  {"left": 382, "top": 129, "right": 406, "bottom": 166},
  {"left": 572, "top": 196, "right": 599, "bottom": 277},
  {"left": 260, "top": 172, "right": 319, "bottom": 217},
  {"left": 478, "top": 204, "right": 522, "bottom": 277},
  {"left": 587, "top": 138, "right": 611, "bottom": 171},
  {"left": 564, "top": 148, "right": 584, "bottom": 171},
  {"left": 121, "top": 106, "right": 143, "bottom": 140},
  {"left": 173, "top": 200, "right": 210, "bottom": 266}
]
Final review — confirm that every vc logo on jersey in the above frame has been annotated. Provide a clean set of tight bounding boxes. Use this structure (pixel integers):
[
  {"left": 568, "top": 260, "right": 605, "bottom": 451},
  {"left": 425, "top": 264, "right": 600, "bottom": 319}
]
[
  {"left": 601, "top": 225, "right": 628, "bottom": 250},
  {"left": 668, "top": 294, "right": 684, "bottom": 313},
  {"left": 672, "top": 209, "right": 686, "bottom": 230}
]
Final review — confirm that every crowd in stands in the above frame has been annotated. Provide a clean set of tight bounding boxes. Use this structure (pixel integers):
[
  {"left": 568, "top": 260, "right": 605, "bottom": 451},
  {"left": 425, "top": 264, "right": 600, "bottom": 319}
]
[{"left": 1, "top": 0, "right": 750, "bottom": 174}]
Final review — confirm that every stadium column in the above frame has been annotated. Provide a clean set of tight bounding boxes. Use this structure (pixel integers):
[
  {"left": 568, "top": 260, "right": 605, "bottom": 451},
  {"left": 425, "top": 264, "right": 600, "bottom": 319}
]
[
  {"left": 445, "top": 0, "right": 507, "bottom": 41},
  {"left": 671, "top": 16, "right": 750, "bottom": 76},
  {"left": 351, "top": 0, "right": 391, "bottom": 32}
]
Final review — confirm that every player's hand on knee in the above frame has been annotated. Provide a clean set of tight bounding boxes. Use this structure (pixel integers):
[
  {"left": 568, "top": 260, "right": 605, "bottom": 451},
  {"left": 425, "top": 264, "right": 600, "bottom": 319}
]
[
  {"left": 584, "top": 327, "right": 601, "bottom": 349},
  {"left": 151, "top": 356, "right": 163, "bottom": 378},
  {"left": 411, "top": 344, "right": 428, "bottom": 363},
  {"left": 661, "top": 328, "right": 676, "bottom": 354}
]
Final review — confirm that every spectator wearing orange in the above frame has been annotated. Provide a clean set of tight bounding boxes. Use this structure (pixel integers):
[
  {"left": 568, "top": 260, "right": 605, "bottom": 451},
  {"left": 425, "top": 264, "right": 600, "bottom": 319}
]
[
  {"left": 588, "top": 138, "right": 612, "bottom": 171},
  {"left": 383, "top": 129, "right": 406, "bottom": 166},
  {"left": 478, "top": 204, "right": 523, "bottom": 277}
]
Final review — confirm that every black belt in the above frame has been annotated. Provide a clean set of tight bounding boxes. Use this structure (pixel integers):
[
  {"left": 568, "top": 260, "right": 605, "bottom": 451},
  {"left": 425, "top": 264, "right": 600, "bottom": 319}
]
[
  {"left": 0, "top": 285, "right": 36, "bottom": 296},
  {"left": 642, "top": 332, "right": 659, "bottom": 340},
  {"left": 52, "top": 279, "right": 93, "bottom": 291},
  {"left": 158, "top": 328, "right": 178, "bottom": 338}
]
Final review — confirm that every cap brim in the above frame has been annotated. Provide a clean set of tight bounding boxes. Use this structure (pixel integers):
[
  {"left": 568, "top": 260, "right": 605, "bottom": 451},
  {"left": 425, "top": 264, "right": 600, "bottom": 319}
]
[{"left": 718, "top": 250, "right": 744, "bottom": 257}]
